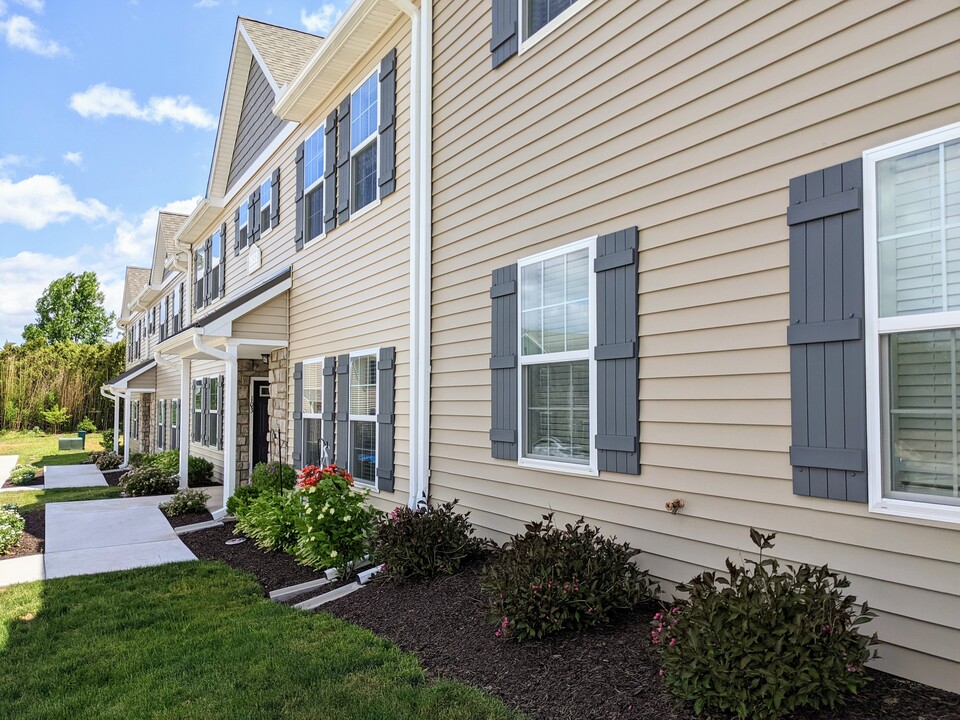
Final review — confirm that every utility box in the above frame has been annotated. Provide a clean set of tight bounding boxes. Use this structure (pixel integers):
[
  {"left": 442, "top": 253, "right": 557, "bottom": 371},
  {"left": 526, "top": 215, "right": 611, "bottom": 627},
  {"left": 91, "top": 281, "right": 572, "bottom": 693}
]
[{"left": 58, "top": 437, "right": 84, "bottom": 451}]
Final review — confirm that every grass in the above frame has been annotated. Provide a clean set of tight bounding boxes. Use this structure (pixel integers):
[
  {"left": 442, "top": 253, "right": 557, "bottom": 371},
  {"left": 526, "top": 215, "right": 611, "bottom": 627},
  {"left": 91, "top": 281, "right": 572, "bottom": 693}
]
[
  {"left": 0, "top": 430, "right": 106, "bottom": 470},
  {"left": 0, "top": 562, "right": 522, "bottom": 720},
  {"left": 1, "top": 487, "right": 122, "bottom": 513}
]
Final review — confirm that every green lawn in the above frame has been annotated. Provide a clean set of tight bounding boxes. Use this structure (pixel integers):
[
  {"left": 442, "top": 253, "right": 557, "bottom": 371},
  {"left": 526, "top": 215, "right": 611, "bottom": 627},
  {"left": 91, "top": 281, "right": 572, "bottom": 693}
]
[
  {"left": 0, "top": 563, "right": 521, "bottom": 720},
  {"left": 1, "top": 486, "right": 122, "bottom": 513},
  {"left": 0, "top": 430, "right": 106, "bottom": 469}
]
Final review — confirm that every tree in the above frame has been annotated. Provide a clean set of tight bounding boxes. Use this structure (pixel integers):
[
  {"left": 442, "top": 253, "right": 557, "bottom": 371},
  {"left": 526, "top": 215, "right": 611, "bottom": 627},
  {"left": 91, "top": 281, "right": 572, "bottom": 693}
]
[
  {"left": 22, "top": 272, "right": 116, "bottom": 345},
  {"left": 41, "top": 404, "right": 71, "bottom": 434}
]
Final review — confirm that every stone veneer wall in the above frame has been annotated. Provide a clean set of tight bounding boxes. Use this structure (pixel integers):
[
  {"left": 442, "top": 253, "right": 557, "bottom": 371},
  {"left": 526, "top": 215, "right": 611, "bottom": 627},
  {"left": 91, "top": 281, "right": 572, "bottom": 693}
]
[
  {"left": 138, "top": 393, "right": 152, "bottom": 454},
  {"left": 267, "top": 348, "right": 288, "bottom": 465},
  {"left": 235, "top": 358, "right": 269, "bottom": 484}
]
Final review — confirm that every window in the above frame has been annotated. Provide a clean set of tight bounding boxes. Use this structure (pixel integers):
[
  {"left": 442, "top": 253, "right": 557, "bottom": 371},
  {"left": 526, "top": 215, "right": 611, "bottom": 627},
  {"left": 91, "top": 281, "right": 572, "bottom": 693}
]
[
  {"left": 131, "top": 400, "right": 140, "bottom": 440},
  {"left": 149, "top": 306, "right": 155, "bottom": 335},
  {"left": 301, "top": 360, "right": 324, "bottom": 467},
  {"left": 522, "top": 0, "right": 584, "bottom": 43},
  {"left": 865, "top": 123, "right": 960, "bottom": 520},
  {"left": 192, "top": 380, "right": 203, "bottom": 444},
  {"left": 260, "top": 177, "right": 272, "bottom": 233},
  {"left": 304, "top": 126, "right": 325, "bottom": 242},
  {"left": 156, "top": 399, "right": 166, "bottom": 450},
  {"left": 238, "top": 202, "right": 249, "bottom": 249},
  {"left": 210, "top": 227, "right": 222, "bottom": 296},
  {"left": 172, "top": 283, "right": 182, "bottom": 332},
  {"left": 170, "top": 399, "right": 179, "bottom": 451},
  {"left": 351, "top": 72, "right": 379, "bottom": 213},
  {"left": 207, "top": 376, "right": 221, "bottom": 449},
  {"left": 158, "top": 298, "right": 167, "bottom": 340},
  {"left": 349, "top": 352, "right": 377, "bottom": 485},
  {"left": 518, "top": 238, "right": 596, "bottom": 472}
]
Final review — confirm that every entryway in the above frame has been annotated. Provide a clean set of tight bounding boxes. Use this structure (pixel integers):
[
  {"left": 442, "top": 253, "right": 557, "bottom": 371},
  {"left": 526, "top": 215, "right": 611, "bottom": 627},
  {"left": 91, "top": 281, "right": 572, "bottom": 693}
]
[{"left": 251, "top": 379, "right": 269, "bottom": 470}]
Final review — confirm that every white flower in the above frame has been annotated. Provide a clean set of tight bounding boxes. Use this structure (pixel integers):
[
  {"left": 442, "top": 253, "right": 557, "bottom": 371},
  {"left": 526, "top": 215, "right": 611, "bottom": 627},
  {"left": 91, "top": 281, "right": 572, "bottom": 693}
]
[
  {"left": 330, "top": 550, "right": 338, "bottom": 558},
  {"left": 342, "top": 515, "right": 351, "bottom": 522}
]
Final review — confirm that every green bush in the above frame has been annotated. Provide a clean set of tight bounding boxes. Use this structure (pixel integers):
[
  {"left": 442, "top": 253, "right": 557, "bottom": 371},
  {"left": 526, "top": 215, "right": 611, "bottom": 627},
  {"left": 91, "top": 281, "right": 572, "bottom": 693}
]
[
  {"left": 480, "top": 514, "right": 657, "bottom": 642},
  {"left": 226, "top": 484, "right": 260, "bottom": 517},
  {"left": 101, "top": 428, "right": 116, "bottom": 450},
  {"left": 235, "top": 490, "right": 301, "bottom": 553},
  {"left": 0, "top": 505, "right": 25, "bottom": 555},
  {"left": 8, "top": 464, "right": 39, "bottom": 485},
  {"left": 159, "top": 489, "right": 210, "bottom": 517},
  {"left": 372, "top": 500, "right": 482, "bottom": 581},
  {"left": 293, "top": 465, "right": 379, "bottom": 577},
  {"left": 119, "top": 466, "right": 178, "bottom": 497},
  {"left": 188, "top": 455, "right": 214, "bottom": 487},
  {"left": 251, "top": 462, "right": 297, "bottom": 493},
  {"left": 139, "top": 451, "right": 179, "bottom": 476},
  {"left": 653, "top": 529, "right": 879, "bottom": 720},
  {"left": 128, "top": 452, "right": 148, "bottom": 467},
  {"left": 76, "top": 417, "right": 97, "bottom": 433},
  {"left": 94, "top": 451, "right": 122, "bottom": 471}
]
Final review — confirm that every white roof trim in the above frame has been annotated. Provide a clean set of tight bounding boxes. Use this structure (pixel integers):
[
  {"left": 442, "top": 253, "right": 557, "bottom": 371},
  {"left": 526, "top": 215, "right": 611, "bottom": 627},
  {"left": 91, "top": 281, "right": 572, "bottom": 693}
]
[
  {"left": 238, "top": 21, "right": 281, "bottom": 94},
  {"left": 200, "top": 277, "right": 291, "bottom": 338}
]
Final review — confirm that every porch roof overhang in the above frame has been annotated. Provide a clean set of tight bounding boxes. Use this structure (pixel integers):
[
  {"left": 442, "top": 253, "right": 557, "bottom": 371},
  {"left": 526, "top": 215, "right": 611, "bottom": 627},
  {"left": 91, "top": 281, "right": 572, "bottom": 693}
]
[{"left": 103, "top": 359, "right": 157, "bottom": 391}]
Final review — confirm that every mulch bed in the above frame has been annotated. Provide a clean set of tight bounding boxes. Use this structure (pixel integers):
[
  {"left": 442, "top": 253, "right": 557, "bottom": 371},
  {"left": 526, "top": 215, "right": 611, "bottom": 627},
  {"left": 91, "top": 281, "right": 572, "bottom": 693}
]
[
  {"left": 180, "top": 524, "right": 328, "bottom": 594},
  {"left": 101, "top": 469, "right": 129, "bottom": 486},
  {"left": 1, "top": 510, "right": 44, "bottom": 559},
  {"left": 165, "top": 510, "right": 214, "bottom": 529},
  {"left": 1, "top": 476, "right": 44, "bottom": 489},
  {"left": 321, "top": 562, "right": 960, "bottom": 720}
]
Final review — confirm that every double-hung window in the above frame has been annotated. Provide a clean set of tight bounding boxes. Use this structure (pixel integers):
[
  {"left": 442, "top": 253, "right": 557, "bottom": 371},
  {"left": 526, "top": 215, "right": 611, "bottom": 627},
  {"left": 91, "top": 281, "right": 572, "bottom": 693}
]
[
  {"left": 350, "top": 72, "right": 379, "bottom": 213},
  {"left": 237, "top": 202, "right": 249, "bottom": 249},
  {"left": 207, "top": 376, "right": 221, "bottom": 449},
  {"left": 210, "top": 227, "right": 222, "bottom": 295},
  {"left": 865, "top": 123, "right": 960, "bottom": 521},
  {"left": 172, "top": 285, "right": 182, "bottom": 333},
  {"left": 260, "top": 177, "right": 272, "bottom": 234},
  {"left": 518, "top": 238, "right": 596, "bottom": 473},
  {"left": 522, "top": 0, "right": 586, "bottom": 45},
  {"left": 132, "top": 400, "right": 140, "bottom": 440},
  {"left": 349, "top": 352, "right": 378, "bottom": 485},
  {"left": 195, "top": 248, "right": 205, "bottom": 306},
  {"left": 192, "top": 380, "right": 203, "bottom": 444},
  {"left": 158, "top": 299, "right": 167, "bottom": 341},
  {"left": 303, "top": 127, "right": 324, "bottom": 242},
  {"left": 301, "top": 360, "right": 324, "bottom": 467},
  {"left": 170, "top": 400, "right": 179, "bottom": 451},
  {"left": 156, "top": 399, "right": 166, "bottom": 450}
]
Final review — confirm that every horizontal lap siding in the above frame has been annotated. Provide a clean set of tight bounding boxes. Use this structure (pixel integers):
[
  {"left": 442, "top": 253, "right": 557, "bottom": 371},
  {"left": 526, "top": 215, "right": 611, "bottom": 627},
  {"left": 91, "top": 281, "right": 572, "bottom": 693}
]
[
  {"left": 189, "top": 359, "right": 224, "bottom": 484},
  {"left": 232, "top": 292, "right": 288, "bottom": 340},
  {"left": 430, "top": 0, "right": 960, "bottom": 689}
]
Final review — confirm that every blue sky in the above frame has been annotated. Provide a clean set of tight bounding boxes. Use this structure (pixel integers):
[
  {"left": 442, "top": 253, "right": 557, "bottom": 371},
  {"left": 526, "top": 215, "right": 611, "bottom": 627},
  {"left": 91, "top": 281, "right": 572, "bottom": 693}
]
[{"left": 0, "top": 0, "right": 350, "bottom": 344}]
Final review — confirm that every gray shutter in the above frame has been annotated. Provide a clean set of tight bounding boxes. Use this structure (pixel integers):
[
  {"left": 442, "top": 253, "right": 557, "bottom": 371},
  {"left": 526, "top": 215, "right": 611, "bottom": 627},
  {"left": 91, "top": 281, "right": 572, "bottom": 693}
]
[
  {"left": 324, "top": 110, "right": 338, "bottom": 234},
  {"left": 788, "top": 159, "right": 867, "bottom": 502},
  {"left": 336, "top": 353, "right": 351, "bottom": 468},
  {"left": 336, "top": 96, "right": 351, "bottom": 224},
  {"left": 322, "top": 356, "right": 337, "bottom": 464},
  {"left": 179, "top": 282, "right": 185, "bottom": 329},
  {"left": 491, "top": 0, "right": 519, "bottom": 69},
  {"left": 218, "top": 374, "right": 224, "bottom": 451},
  {"left": 194, "top": 249, "right": 203, "bottom": 309},
  {"left": 233, "top": 209, "right": 241, "bottom": 255},
  {"left": 192, "top": 380, "right": 202, "bottom": 443},
  {"left": 219, "top": 222, "right": 227, "bottom": 298},
  {"left": 294, "top": 141, "right": 305, "bottom": 251},
  {"left": 292, "top": 362, "right": 303, "bottom": 468},
  {"left": 201, "top": 377, "right": 209, "bottom": 445},
  {"left": 490, "top": 264, "right": 519, "bottom": 460},
  {"left": 249, "top": 191, "right": 259, "bottom": 244},
  {"left": 595, "top": 227, "right": 640, "bottom": 475},
  {"left": 377, "top": 347, "right": 396, "bottom": 492},
  {"left": 378, "top": 49, "right": 397, "bottom": 198},
  {"left": 271, "top": 168, "right": 280, "bottom": 228},
  {"left": 204, "top": 237, "right": 213, "bottom": 302}
]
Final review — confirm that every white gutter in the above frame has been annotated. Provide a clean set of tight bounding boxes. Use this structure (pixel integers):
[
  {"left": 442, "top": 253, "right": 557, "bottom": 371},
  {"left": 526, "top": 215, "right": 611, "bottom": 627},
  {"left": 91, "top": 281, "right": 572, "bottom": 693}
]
[{"left": 153, "top": 350, "right": 178, "bottom": 371}]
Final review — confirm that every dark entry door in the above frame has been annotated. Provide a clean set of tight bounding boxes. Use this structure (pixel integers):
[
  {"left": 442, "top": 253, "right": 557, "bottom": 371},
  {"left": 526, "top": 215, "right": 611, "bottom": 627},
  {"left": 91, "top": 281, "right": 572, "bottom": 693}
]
[{"left": 252, "top": 380, "right": 269, "bottom": 469}]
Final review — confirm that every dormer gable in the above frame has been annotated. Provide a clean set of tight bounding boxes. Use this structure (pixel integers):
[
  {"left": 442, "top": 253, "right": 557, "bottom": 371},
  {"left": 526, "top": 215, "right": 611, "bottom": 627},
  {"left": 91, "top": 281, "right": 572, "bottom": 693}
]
[
  {"left": 120, "top": 266, "right": 150, "bottom": 325},
  {"left": 149, "top": 211, "right": 190, "bottom": 287}
]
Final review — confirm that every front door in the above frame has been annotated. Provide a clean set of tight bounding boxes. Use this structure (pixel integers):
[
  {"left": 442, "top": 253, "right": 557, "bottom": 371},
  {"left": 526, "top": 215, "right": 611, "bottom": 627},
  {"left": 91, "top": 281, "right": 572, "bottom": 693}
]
[{"left": 252, "top": 380, "right": 269, "bottom": 470}]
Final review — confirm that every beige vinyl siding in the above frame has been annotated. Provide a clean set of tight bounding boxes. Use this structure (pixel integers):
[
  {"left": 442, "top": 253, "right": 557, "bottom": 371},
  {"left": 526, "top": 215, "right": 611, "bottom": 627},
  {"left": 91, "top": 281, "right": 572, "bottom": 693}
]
[
  {"left": 233, "top": 292, "right": 289, "bottom": 341},
  {"left": 430, "top": 0, "right": 960, "bottom": 690},
  {"left": 189, "top": 359, "right": 225, "bottom": 484}
]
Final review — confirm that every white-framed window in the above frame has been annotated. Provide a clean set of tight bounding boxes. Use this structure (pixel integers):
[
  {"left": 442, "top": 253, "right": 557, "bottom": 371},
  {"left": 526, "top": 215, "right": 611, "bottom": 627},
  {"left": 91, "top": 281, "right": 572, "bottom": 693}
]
[
  {"left": 518, "top": 237, "right": 597, "bottom": 475},
  {"left": 238, "top": 202, "right": 249, "bottom": 249},
  {"left": 195, "top": 247, "right": 205, "bottom": 306},
  {"left": 192, "top": 380, "right": 203, "bottom": 444},
  {"left": 350, "top": 71, "right": 379, "bottom": 214},
  {"left": 170, "top": 399, "right": 179, "bottom": 451},
  {"left": 520, "top": 0, "right": 590, "bottom": 51},
  {"left": 304, "top": 126, "right": 325, "bottom": 243},
  {"left": 301, "top": 359, "right": 324, "bottom": 467},
  {"left": 349, "top": 350, "right": 378, "bottom": 486},
  {"left": 260, "top": 177, "right": 272, "bottom": 234},
  {"left": 156, "top": 399, "right": 166, "bottom": 450},
  {"left": 207, "top": 376, "right": 221, "bottom": 449},
  {"left": 172, "top": 284, "right": 182, "bottom": 332},
  {"left": 864, "top": 122, "right": 960, "bottom": 524},
  {"left": 158, "top": 298, "right": 167, "bottom": 339},
  {"left": 131, "top": 400, "right": 140, "bottom": 440}
]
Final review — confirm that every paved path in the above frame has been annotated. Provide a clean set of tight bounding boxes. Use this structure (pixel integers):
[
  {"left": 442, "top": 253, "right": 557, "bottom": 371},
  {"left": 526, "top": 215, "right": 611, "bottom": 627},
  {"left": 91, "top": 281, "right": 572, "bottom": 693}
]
[
  {"left": 0, "top": 455, "right": 17, "bottom": 482},
  {"left": 43, "top": 464, "right": 107, "bottom": 489}
]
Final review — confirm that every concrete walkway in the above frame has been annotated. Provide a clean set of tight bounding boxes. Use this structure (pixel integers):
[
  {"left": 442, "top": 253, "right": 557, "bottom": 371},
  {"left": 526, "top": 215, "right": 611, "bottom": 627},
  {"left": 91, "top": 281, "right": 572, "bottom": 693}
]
[
  {"left": 0, "top": 455, "right": 16, "bottom": 482},
  {"left": 43, "top": 463, "right": 107, "bottom": 488}
]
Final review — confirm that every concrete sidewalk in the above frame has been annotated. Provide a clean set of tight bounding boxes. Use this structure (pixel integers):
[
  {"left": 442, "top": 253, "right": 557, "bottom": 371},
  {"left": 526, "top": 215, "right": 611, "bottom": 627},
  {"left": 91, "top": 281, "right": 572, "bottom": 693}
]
[
  {"left": 43, "top": 464, "right": 107, "bottom": 489},
  {"left": 0, "top": 455, "right": 16, "bottom": 482}
]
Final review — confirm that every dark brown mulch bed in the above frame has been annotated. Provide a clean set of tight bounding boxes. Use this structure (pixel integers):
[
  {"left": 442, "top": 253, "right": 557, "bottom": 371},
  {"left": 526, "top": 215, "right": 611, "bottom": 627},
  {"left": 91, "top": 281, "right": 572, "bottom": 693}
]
[
  {"left": 179, "top": 524, "right": 327, "bottom": 594},
  {"left": 1, "top": 475, "right": 44, "bottom": 489},
  {"left": 321, "top": 563, "right": 960, "bottom": 720},
  {"left": 2, "top": 510, "right": 44, "bottom": 559},
  {"left": 164, "top": 510, "right": 214, "bottom": 528},
  {"left": 101, "top": 468, "right": 129, "bottom": 486}
]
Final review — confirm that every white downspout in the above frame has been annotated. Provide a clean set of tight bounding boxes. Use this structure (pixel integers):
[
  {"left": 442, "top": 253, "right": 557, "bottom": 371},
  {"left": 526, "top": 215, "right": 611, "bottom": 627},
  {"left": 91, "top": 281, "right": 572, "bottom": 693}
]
[
  {"left": 100, "top": 386, "right": 121, "bottom": 453},
  {"left": 193, "top": 335, "right": 237, "bottom": 516}
]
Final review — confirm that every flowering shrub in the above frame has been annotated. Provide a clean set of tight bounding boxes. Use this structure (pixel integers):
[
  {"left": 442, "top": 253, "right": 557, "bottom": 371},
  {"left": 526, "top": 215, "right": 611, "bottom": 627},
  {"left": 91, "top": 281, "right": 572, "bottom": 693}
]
[
  {"left": 653, "top": 529, "right": 879, "bottom": 719},
  {"left": 480, "top": 514, "right": 656, "bottom": 642},
  {"left": 95, "top": 451, "right": 122, "bottom": 471},
  {"left": 234, "top": 490, "right": 301, "bottom": 553},
  {"left": 294, "top": 464, "right": 378, "bottom": 577},
  {"left": 8, "top": 464, "right": 39, "bottom": 485},
  {"left": 251, "top": 462, "right": 297, "bottom": 493},
  {"left": 0, "top": 505, "right": 25, "bottom": 555},
  {"left": 158, "top": 489, "right": 210, "bottom": 517},
  {"left": 371, "top": 500, "right": 482, "bottom": 581},
  {"left": 119, "top": 466, "right": 178, "bottom": 496}
]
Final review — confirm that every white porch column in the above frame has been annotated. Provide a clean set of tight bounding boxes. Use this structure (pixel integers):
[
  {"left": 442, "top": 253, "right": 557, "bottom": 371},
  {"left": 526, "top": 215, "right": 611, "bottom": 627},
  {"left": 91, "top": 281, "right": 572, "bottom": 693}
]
[
  {"left": 112, "top": 394, "right": 120, "bottom": 453},
  {"left": 178, "top": 358, "right": 191, "bottom": 490},
  {"left": 122, "top": 391, "right": 131, "bottom": 467},
  {"left": 222, "top": 347, "right": 238, "bottom": 511}
]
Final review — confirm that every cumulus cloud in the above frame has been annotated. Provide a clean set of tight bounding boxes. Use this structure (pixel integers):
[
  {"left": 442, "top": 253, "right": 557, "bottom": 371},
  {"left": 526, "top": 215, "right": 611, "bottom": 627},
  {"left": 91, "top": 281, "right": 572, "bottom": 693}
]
[
  {"left": 0, "top": 175, "right": 116, "bottom": 230},
  {"left": 194, "top": 0, "right": 219, "bottom": 6},
  {"left": 300, "top": 4, "right": 342, "bottom": 34},
  {"left": 0, "top": 13, "right": 65, "bottom": 56},
  {"left": 111, "top": 196, "right": 201, "bottom": 263},
  {"left": 69, "top": 83, "right": 217, "bottom": 130},
  {"left": 62, "top": 151, "right": 83, "bottom": 167},
  {"left": 14, "top": 0, "right": 44, "bottom": 12}
]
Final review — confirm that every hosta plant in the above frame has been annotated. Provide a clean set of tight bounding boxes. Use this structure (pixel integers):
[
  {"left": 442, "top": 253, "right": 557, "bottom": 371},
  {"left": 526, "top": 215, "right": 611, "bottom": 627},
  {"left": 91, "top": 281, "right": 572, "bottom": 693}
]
[
  {"left": 159, "top": 489, "right": 210, "bottom": 517},
  {"left": 0, "top": 505, "right": 25, "bottom": 555},
  {"left": 653, "top": 529, "right": 879, "bottom": 720},
  {"left": 234, "top": 489, "right": 301, "bottom": 552}
]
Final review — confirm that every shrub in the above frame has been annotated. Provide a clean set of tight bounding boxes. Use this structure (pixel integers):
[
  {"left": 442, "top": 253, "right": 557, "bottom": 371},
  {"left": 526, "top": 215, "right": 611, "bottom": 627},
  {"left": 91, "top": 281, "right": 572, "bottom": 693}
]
[
  {"left": 235, "top": 490, "right": 302, "bottom": 553},
  {"left": 88, "top": 450, "right": 104, "bottom": 464},
  {"left": 480, "top": 514, "right": 656, "bottom": 642},
  {"left": 0, "top": 505, "right": 25, "bottom": 555},
  {"left": 76, "top": 417, "right": 97, "bottom": 433},
  {"left": 188, "top": 455, "right": 214, "bottom": 487},
  {"left": 41, "top": 404, "right": 71, "bottom": 433},
  {"left": 251, "top": 462, "right": 297, "bottom": 493},
  {"left": 95, "top": 451, "right": 123, "bottom": 471},
  {"left": 653, "top": 529, "right": 879, "bottom": 720},
  {"left": 119, "top": 466, "right": 178, "bottom": 497},
  {"left": 128, "top": 452, "right": 148, "bottom": 467},
  {"left": 8, "top": 464, "right": 39, "bottom": 485},
  {"left": 372, "top": 500, "right": 482, "bottom": 581},
  {"left": 226, "top": 484, "right": 260, "bottom": 517},
  {"left": 140, "top": 450, "right": 179, "bottom": 476},
  {"left": 294, "top": 464, "right": 378, "bottom": 577},
  {"left": 101, "top": 428, "right": 115, "bottom": 450},
  {"left": 159, "top": 489, "right": 210, "bottom": 517}
]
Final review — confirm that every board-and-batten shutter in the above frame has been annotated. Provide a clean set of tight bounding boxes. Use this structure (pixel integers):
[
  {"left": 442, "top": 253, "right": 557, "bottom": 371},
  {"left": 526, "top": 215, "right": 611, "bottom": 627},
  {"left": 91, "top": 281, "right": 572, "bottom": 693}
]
[
  {"left": 233, "top": 209, "right": 241, "bottom": 256},
  {"left": 192, "top": 380, "right": 201, "bottom": 443},
  {"left": 204, "top": 237, "right": 213, "bottom": 303},
  {"left": 336, "top": 97, "right": 351, "bottom": 224},
  {"left": 218, "top": 374, "right": 224, "bottom": 451},
  {"left": 378, "top": 49, "right": 397, "bottom": 198},
  {"left": 377, "top": 347, "right": 396, "bottom": 492},
  {"left": 336, "top": 354, "right": 351, "bottom": 468},
  {"left": 787, "top": 159, "right": 868, "bottom": 502},
  {"left": 219, "top": 222, "right": 227, "bottom": 298},
  {"left": 270, "top": 168, "right": 280, "bottom": 228},
  {"left": 322, "top": 356, "right": 337, "bottom": 464},
  {"left": 324, "top": 110, "right": 338, "bottom": 234},
  {"left": 249, "top": 191, "right": 260, "bottom": 244},
  {"left": 490, "top": 0, "right": 519, "bottom": 69},
  {"left": 194, "top": 249, "right": 204, "bottom": 310},
  {"left": 294, "top": 141, "right": 305, "bottom": 251},
  {"left": 595, "top": 227, "right": 640, "bottom": 475},
  {"left": 489, "top": 265, "right": 519, "bottom": 460},
  {"left": 292, "top": 362, "right": 304, "bottom": 468},
  {"left": 201, "top": 377, "right": 209, "bottom": 445}
]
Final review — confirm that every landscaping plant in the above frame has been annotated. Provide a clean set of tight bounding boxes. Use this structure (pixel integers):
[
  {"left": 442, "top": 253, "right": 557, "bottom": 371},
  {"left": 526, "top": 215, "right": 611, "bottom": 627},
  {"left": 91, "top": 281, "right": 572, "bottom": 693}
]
[
  {"left": 372, "top": 500, "right": 482, "bottom": 581},
  {"left": 8, "top": 464, "right": 39, "bottom": 485},
  {"left": 0, "top": 505, "right": 25, "bottom": 554},
  {"left": 139, "top": 450, "right": 179, "bottom": 475},
  {"left": 294, "top": 464, "right": 378, "bottom": 577},
  {"left": 159, "top": 489, "right": 210, "bottom": 517},
  {"left": 251, "top": 461, "right": 297, "bottom": 493},
  {"left": 481, "top": 514, "right": 656, "bottom": 642},
  {"left": 76, "top": 417, "right": 97, "bottom": 433},
  {"left": 234, "top": 489, "right": 302, "bottom": 553},
  {"left": 188, "top": 455, "right": 215, "bottom": 486},
  {"left": 119, "top": 466, "right": 178, "bottom": 497},
  {"left": 652, "top": 529, "right": 879, "bottom": 720},
  {"left": 226, "top": 484, "right": 260, "bottom": 517},
  {"left": 94, "top": 451, "right": 122, "bottom": 471}
]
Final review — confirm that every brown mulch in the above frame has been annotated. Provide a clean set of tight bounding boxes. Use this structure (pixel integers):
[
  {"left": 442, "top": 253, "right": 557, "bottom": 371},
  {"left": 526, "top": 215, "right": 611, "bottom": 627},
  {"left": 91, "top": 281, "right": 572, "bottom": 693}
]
[
  {"left": 179, "top": 524, "right": 328, "bottom": 594},
  {"left": 165, "top": 510, "right": 214, "bottom": 528},
  {"left": 1, "top": 510, "right": 44, "bottom": 559},
  {"left": 320, "top": 563, "right": 960, "bottom": 720},
  {"left": 101, "top": 469, "right": 129, "bottom": 486}
]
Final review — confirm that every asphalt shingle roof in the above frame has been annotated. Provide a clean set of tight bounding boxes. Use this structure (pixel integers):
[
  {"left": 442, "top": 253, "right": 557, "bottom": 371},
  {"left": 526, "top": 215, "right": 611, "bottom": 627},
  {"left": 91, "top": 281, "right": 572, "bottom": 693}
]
[{"left": 240, "top": 18, "right": 323, "bottom": 89}]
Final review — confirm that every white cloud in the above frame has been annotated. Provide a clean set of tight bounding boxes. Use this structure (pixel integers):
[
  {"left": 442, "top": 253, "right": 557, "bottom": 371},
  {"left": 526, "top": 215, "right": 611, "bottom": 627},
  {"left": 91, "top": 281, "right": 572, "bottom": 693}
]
[
  {"left": 0, "top": 175, "right": 116, "bottom": 230},
  {"left": 0, "top": 14, "right": 65, "bottom": 56},
  {"left": 62, "top": 151, "right": 83, "bottom": 167},
  {"left": 14, "top": 0, "right": 43, "bottom": 12},
  {"left": 0, "top": 2, "right": 7, "bottom": 16},
  {"left": 193, "top": 0, "right": 219, "bottom": 7},
  {"left": 0, "top": 251, "right": 92, "bottom": 343},
  {"left": 111, "top": 196, "right": 201, "bottom": 264},
  {"left": 300, "top": 5, "right": 342, "bottom": 34},
  {"left": 0, "top": 154, "right": 27, "bottom": 177},
  {"left": 69, "top": 83, "right": 217, "bottom": 131}
]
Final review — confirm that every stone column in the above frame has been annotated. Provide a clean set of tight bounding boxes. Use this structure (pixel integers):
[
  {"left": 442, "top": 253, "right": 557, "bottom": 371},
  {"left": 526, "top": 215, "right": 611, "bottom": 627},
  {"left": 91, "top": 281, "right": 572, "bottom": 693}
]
[{"left": 267, "top": 348, "right": 289, "bottom": 464}]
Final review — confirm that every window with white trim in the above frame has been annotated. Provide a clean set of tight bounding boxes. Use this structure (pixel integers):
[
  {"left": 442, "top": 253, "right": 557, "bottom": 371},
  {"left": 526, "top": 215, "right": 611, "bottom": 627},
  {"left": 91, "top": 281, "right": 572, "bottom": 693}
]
[
  {"left": 350, "top": 72, "right": 379, "bottom": 212},
  {"left": 207, "top": 376, "right": 221, "bottom": 449},
  {"left": 156, "top": 399, "right": 166, "bottom": 450},
  {"left": 237, "top": 202, "right": 249, "bottom": 249},
  {"left": 304, "top": 126, "right": 325, "bottom": 242},
  {"left": 349, "top": 352, "right": 377, "bottom": 484},
  {"left": 301, "top": 360, "right": 324, "bottom": 467},
  {"left": 170, "top": 399, "right": 179, "bottom": 451},
  {"left": 132, "top": 400, "right": 140, "bottom": 440},
  {"left": 522, "top": 0, "right": 582, "bottom": 42},
  {"left": 865, "top": 123, "right": 960, "bottom": 515},
  {"left": 260, "top": 177, "right": 272, "bottom": 233},
  {"left": 192, "top": 380, "right": 203, "bottom": 444},
  {"left": 518, "top": 239, "right": 595, "bottom": 470}
]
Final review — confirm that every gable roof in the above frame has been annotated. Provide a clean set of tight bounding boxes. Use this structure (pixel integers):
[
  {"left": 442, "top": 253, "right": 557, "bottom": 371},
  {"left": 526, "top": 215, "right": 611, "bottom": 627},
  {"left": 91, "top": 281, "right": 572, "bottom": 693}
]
[
  {"left": 241, "top": 18, "right": 324, "bottom": 89},
  {"left": 120, "top": 267, "right": 150, "bottom": 324}
]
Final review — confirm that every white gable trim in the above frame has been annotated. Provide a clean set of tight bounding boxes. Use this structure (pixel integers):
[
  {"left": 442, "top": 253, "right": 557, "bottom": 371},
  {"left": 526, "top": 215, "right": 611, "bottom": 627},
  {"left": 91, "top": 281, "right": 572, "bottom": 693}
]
[{"left": 237, "top": 21, "right": 281, "bottom": 95}]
